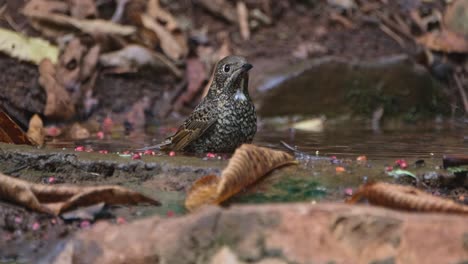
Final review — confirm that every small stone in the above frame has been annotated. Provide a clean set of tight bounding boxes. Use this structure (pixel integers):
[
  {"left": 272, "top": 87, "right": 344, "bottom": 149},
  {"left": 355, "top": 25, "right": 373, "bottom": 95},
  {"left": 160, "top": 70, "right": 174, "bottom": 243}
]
[
  {"left": 335, "top": 166, "right": 346, "bottom": 173},
  {"left": 14, "top": 216, "right": 22, "bottom": 224}
]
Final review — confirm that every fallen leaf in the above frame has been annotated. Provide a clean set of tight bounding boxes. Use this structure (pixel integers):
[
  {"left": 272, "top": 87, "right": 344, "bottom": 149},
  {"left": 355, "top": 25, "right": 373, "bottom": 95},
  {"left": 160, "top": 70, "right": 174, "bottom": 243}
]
[
  {"left": 0, "top": 109, "right": 32, "bottom": 145},
  {"left": 68, "top": 123, "right": 90, "bottom": 140},
  {"left": 348, "top": 182, "right": 468, "bottom": 214},
  {"left": 237, "top": 1, "right": 250, "bottom": 41},
  {"left": 417, "top": 30, "right": 468, "bottom": 53},
  {"left": 387, "top": 169, "right": 418, "bottom": 181},
  {"left": 22, "top": 0, "right": 69, "bottom": 15},
  {"left": 0, "top": 173, "right": 160, "bottom": 215},
  {"left": 292, "top": 118, "right": 325, "bottom": 132},
  {"left": 39, "top": 59, "right": 76, "bottom": 120},
  {"left": 185, "top": 144, "right": 297, "bottom": 211},
  {"left": 195, "top": 0, "right": 237, "bottom": 23},
  {"left": 99, "top": 44, "right": 182, "bottom": 77},
  {"left": 68, "top": 0, "right": 97, "bottom": 19},
  {"left": 23, "top": 9, "right": 136, "bottom": 37},
  {"left": 141, "top": 14, "right": 186, "bottom": 61},
  {"left": 27, "top": 114, "right": 45, "bottom": 146},
  {"left": 0, "top": 28, "right": 59, "bottom": 65},
  {"left": 147, "top": 0, "right": 179, "bottom": 31},
  {"left": 174, "top": 57, "right": 207, "bottom": 111},
  {"left": 444, "top": 0, "right": 468, "bottom": 37},
  {"left": 185, "top": 175, "right": 220, "bottom": 211}
]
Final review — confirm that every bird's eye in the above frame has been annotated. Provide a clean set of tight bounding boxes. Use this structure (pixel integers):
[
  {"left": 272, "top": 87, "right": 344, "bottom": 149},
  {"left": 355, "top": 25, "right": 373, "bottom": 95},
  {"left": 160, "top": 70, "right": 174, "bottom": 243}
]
[{"left": 223, "top": 64, "right": 230, "bottom": 72}]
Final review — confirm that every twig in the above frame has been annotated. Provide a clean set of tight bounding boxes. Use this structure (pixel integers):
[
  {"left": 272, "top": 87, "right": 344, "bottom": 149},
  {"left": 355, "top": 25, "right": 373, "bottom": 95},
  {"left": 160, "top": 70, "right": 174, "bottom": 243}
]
[
  {"left": 237, "top": 1, "right": 250, "bottom": 41},
  {"left": 378, "top": 23, "right": 405, "bottom": 48},
  {"left": 329, "top": 12, "right": 355, "bottom": 29},
  {"left": 454, "top": 73, "right": 468, "bottom": 114}
]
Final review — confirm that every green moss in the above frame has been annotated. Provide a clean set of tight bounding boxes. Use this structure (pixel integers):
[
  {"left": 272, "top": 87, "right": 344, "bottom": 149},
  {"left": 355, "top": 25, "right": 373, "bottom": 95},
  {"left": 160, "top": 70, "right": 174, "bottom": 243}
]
[{"left": 232, "top": 178, "right": 326, "bottom": 203}]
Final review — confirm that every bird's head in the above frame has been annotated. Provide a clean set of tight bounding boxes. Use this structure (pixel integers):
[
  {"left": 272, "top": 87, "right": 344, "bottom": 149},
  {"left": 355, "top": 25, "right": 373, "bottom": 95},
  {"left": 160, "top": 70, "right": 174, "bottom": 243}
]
[{"left": 209, "top": 56, "right": 253, "bottom": 99}]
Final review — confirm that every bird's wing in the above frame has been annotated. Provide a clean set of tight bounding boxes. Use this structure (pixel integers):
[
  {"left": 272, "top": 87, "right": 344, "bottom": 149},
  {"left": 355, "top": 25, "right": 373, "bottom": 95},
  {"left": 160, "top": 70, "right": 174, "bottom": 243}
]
[{"left": 162, "top": 117, "right": 216, "bottom": 151}]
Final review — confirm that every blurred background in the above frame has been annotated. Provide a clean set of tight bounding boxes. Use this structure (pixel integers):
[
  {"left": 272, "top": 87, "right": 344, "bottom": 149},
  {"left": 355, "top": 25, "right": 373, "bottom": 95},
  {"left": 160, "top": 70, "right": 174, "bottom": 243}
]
[{"left": 0, "top": 0, "right": 467, "bottom": 157}]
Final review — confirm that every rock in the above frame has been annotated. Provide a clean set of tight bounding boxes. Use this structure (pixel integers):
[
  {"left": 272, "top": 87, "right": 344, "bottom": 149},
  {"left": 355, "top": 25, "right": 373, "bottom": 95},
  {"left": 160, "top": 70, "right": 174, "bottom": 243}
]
[
  {"left": 255, "top": 55, "right": 449, "bottom": 121},
  {"left": 41, "top": 203, "right": 468, "bottom": 264}
]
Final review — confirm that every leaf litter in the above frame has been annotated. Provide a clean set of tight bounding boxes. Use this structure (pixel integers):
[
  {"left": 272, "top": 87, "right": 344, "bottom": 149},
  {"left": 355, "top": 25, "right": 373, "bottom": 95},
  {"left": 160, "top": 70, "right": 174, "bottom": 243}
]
[
  {"left": 0, "top": 173, "right": 160, "bottom": 216},
  {"left": 185, "top": 144, "right": 297, "bottom": 211}
]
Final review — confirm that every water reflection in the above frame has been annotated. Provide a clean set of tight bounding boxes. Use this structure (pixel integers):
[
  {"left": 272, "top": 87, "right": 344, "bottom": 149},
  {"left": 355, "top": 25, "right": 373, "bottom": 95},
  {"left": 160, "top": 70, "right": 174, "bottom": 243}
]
[
  {"left": 48, "top": 123, "right": 468, "bottom": 161},
  {"left": 256, "top": 126, "right": 468, "bottom": 160}
]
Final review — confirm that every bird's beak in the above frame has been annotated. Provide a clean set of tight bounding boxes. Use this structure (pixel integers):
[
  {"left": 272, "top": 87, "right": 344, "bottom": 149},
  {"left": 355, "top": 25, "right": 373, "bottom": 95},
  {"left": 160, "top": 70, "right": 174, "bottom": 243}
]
[{"left": 241, "top": 63, "right": 253, "bottom": 72}]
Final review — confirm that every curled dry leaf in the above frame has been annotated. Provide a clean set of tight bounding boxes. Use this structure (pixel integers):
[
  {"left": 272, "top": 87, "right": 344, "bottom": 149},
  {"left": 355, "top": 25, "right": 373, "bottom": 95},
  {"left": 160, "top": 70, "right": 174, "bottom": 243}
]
[
  {"left": 39, "top": 59, "right": 76, "bottom": 120},
  {"left": 99, "top": 44, "right": 182, "bottom": 77},
  {"left": 348, "top": 182, "right": 468, "bottom": 214},
  {"left": 185, "top": 144, "right": 297, "bottom": 211},
  {"left": 141, "top": 14, "right": 186, "bottom": 61},
  {"left": 417, "top": 30, "right": 468, "bottom": 53},
  {"left": 27, "top": 114, "right": 45, "bottom": 146},
  {"left": 0, "top": 173, "right": 160, "bottom": 215},
  {"left": 0, "top": 28, "right": 59, "bottom": 65},
  {"left": 0, "top": 110, "right": 32, "bottom": 145}
]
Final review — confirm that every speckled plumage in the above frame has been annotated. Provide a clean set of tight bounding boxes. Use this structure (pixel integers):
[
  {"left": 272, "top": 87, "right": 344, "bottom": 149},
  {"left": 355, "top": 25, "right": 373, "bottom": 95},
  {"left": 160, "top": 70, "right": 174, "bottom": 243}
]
[{"left": 146, "top": 56, "right": 257, "bottom": 153}]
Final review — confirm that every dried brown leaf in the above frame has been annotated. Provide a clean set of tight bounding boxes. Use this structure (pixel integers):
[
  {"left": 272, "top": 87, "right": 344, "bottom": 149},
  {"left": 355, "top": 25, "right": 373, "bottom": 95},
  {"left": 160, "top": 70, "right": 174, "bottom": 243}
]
[
  {"left": 39, "top": 59, "right": 76, "bottom": 120},
  {"left": 27, "top": 114, "right": 45, "bottom": 146},
  {"left": 0, "top": 173, "right": 160, "bottom": 215},
  {"left": 185, "top": 175, "right": 220, "bottom": 211},
  {"left": 417, "top": 30, "right": 468, "bottom": 53},
  {"left": 195, "top": 0, "right": 237, "bottom": 23},
  {"left": 68, "top": 0, "right": 97, "bottom": 19},
  {"left": 23, "top": 9, "right": 136, "bottom": 37},
  {"left": 23, "top": 0, "right": 69, "bottom": 15},
  {"left": 348, "top": 182, "right": 468, "bottom": 214},
  {"left": 0, "top": 110, "right": 32, "bottom": 145},
  {"left": 237, "top": 1, "right": 250, "bottom": 41},
  {"left": 147, "top": 0, "right": 179, "bottom": 31},
  {"left": 174, "top": 58, "right": 207, "bottom": 111},
  {"left": 185, "top": 144, "right": 297, "bottom": 211},
  {"left": 141, "top": 14, "right": 186, "bottom": 61},
  {"left": 444, "top": 0, "right": 468, "bottom": 37},
  {"left": 99, "top": 45, "right": 182, "bottom": 77},
  {"left": 216, "top": 144, "right": 297, "bottom": 203}
]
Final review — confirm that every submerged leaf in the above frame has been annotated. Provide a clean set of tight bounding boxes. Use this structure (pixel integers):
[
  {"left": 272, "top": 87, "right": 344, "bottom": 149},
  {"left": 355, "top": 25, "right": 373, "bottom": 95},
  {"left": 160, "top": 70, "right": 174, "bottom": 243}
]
[
  {"left": 417, "top": 30, "right": 468, "bottom": 53},
  {"left": 0, "top": 28, "right": 58, "bottom": 64},
  {"left": 0, "top": 173, "right": 160, "bottom": 215},
  {"left": 185, "top": 144, "right": 297, "bottom": 211},
  {"left": 348, "top": 182, "right": 468, "bottom": 214}
]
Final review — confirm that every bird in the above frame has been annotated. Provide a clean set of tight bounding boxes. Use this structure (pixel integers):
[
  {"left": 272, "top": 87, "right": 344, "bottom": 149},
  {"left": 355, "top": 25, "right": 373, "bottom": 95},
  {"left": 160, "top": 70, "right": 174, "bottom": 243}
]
[{"left": 141, "top": 55, "right": 257, "bottom": 153}]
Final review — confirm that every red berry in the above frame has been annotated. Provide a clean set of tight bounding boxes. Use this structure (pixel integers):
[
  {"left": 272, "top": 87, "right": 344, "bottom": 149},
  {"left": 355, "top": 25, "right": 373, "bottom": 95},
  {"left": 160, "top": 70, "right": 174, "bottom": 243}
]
[
  {"left": 75, "top": 146, "right": 85, "bottom": 152},
  {"left": 144, "top": 150, "right": 155, "bottom": 155},
  {"left": 169, "top": 151, "right": 176, "bottom": 157},
  {"left": 166, "top": 210, "right": 175, "bottom": 217},
  {"left": 206, "top": 153, "right": 216, "bottom": 158},
  {"left": 96, "top": 131, "right": 104, "bottom": 139},
  {"left": 132, "top": 153, "right": 141, "bottom": 160},
  {"left": 99, "top": 150, "right": 109, "bottom": 154},
  {"left": 116, "top": 217, "right": 126, "bottom": 224}
]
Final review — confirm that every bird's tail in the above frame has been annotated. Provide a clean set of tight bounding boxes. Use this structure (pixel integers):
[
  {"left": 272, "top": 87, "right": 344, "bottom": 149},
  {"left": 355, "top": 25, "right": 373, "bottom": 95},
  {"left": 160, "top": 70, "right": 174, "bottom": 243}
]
[{"left": 136, "top": 139, "right": 172, "bottom": 152}]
